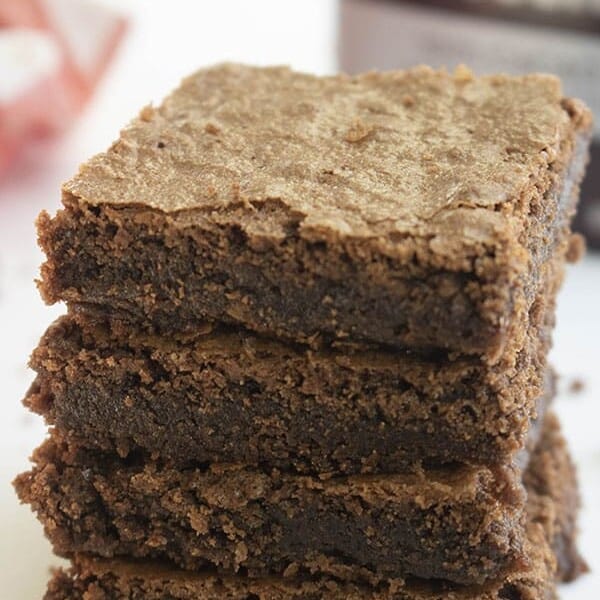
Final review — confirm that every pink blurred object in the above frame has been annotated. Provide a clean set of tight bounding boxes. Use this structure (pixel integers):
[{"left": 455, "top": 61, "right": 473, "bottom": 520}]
[{"left": 0, "top": 0, "right": 127, "bottom": 173}]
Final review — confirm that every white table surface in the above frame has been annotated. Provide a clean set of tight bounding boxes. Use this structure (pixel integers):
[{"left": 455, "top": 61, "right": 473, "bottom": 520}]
[{"left": 0, "top": 1, "right": 597, "bottom": 597}]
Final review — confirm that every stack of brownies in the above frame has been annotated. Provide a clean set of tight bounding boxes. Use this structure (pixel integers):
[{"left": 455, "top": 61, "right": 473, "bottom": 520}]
[{"left": 15, "top": 64, "right": 592, "bottom": 599}]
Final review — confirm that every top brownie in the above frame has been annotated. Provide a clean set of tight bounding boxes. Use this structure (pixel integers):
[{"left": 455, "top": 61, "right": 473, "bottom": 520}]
[{"left": 38, "top": 64, "right": 592, "bottom": 359}]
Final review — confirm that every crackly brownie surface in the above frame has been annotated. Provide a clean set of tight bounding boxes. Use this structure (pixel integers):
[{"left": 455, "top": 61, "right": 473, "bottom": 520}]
[
  {"left": 27, "top": 303, "right": 555, "bottom": 475},
  {"left": 37, "top": 64, "right": 592, "bottom": 360},
  {"left": 41, "top": 413, "right": 584, "bottom": 600}
]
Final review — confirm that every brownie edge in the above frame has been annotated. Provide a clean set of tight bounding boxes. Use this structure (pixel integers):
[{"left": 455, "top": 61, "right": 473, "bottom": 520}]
[
  {"left": 14, "top": 430, "right": 528, "bottom": 586},
  {"left": 41, "top": 412, "right": 583, "bottom": 600},
  {"left": 37, "top": 64, "right": 593, "bottom": 361}
]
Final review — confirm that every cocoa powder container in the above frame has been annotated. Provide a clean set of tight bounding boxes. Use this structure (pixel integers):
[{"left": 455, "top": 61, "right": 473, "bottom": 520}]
[{"left": 339, "top": 0, "right": 600, "bottom": 247}]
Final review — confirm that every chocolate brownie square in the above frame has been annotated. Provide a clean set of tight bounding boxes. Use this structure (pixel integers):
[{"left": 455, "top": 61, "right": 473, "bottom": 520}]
[
  {"left": 37, "top": 64, "right": 592, "bottom": 362},
  {"left": 40, "top": 413, "right": 586, "bottom": 599}
]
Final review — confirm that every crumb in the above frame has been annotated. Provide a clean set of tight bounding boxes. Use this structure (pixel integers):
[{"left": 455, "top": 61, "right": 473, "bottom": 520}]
[
  {"left": 401, "top": 94, "right": 415, "bottom": 107},
  {"left": 454, "top": 64, "right": 474, "bottom": 83},
  {"left": 205, "top": 122, "right": 221, "bottom": 135},
  {"left": 569, "top": 378, "right": 585, "bottom": 394},
  {"left": 566, "top": 233, "right": 586, "bottom": 263},
  {"left": 234, "top": 541, "right": 248, "bottom": 564},
  {"left": 345, "top": 118, "right": 373, "bottom": 142},
  {"left": 139, "top": 105, "right": 155, "bottom": 122}
]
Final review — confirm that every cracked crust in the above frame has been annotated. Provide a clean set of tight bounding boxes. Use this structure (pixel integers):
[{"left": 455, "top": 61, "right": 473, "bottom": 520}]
[
  {"left": 62, "top": 64, "right": 588, "bottom": 242},
  {"left": 37, "top": 64, "right": 593, "bottom": 360}
]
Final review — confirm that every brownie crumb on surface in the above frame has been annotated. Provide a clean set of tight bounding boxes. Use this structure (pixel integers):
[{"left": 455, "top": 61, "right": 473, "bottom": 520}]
[
  {"left": 568, "top": 378, "right": 586, "bottom": 394},
  {"left": 566, "top": 233, "right": 586, "bottom": 263}
]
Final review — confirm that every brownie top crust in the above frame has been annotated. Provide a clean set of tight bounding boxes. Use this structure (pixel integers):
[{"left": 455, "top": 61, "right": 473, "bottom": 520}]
[{"left": 62, "top": 63, "right": 591, "bottom": 259}]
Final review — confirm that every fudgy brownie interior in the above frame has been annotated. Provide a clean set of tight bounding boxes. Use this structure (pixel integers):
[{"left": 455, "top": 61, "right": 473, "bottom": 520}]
[{"left": 41, "top": 413, "right": 585, "bottom": 600}]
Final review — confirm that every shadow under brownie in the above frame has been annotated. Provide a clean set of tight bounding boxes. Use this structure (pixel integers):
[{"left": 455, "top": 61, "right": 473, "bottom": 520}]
[
  {"left": 41, "top": 413, "right": 586, "bottom": 600},
  {"left": 37, "top": 64, "right": 592, "bottom": 363}
]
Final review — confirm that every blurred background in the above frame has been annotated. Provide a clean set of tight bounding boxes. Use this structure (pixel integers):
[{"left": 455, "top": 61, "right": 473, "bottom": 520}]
[{"left": 0, "top": 1, "right": 598, "bottom": 597}]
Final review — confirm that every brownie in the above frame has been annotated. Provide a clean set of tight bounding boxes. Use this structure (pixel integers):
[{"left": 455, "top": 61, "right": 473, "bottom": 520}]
[
  {"left": 16, "top": 411, "right": 573, "bottom": 588},
  {"left": 26, "top": 298, "right": 556, "bottom": 475},
  {"left": 42, "top": 539, "right": 552, "bottom": 600},
  {"left": 37, "top": 64, "right": 593, "bottom": 362},
  {"left": 42, "top": 413, "right": 585, "bottom": 600}
]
